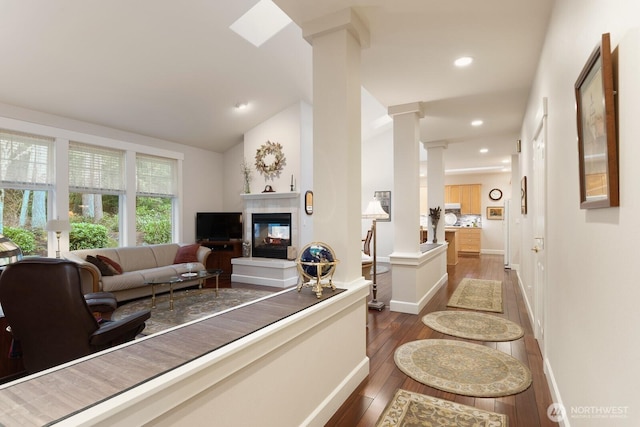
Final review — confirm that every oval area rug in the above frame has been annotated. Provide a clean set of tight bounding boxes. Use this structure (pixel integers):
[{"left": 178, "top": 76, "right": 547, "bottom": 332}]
[
  {"left": 112, "top": 288, "right": 276, "bottom": 336},
  {"left": 394, "top": 339, "right": 532, "bottom": 397},
  {"left": 422, "top": 311, "right": 524, "bottom": 341}
]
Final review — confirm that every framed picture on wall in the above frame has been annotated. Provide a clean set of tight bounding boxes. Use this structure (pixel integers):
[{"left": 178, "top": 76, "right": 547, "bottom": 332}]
[
  {"left": 575, "top": 32, "right": 619, "bottom": 209},
  {"left": 374, "top": 191, "right": 391, "bottom": 221},
  {"left": 486, "top": 206, "right": 504, "bottom": 220}
]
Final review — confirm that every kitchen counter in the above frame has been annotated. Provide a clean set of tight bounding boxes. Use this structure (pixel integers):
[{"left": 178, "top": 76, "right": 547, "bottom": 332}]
[
  {"left": 445, "top": 225, "right": 482, "bottom": 230},
  {"left": 444, "top": 229, "right": 459, "bottom": 265}
]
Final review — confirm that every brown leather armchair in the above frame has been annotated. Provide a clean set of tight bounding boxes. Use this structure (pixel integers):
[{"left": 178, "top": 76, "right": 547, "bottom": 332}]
[{"left": 0, "top": 258, "right": 150, "bottom": 374}]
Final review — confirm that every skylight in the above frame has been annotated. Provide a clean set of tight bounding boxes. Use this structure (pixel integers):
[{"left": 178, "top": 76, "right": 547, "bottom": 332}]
[{"left": 230, "top": 0, "right": 292, "bottom": 47}]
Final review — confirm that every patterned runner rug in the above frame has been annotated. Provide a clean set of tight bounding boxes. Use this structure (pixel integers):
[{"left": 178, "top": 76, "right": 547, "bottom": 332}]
[
  {"left": 112, "top": 287, "right": 276, "bottom": 335},
  {"left": 422, "top": 310, "right": 524, "bottom": 341},
  {"left": 376, "top": 389, "right": 508, "bottom": 427},
  {"left": 447, "top": 278, "right": 503, "bottom": 313},
  {"left": 394, "top": 339, "right": 532, "bottom": 397}
]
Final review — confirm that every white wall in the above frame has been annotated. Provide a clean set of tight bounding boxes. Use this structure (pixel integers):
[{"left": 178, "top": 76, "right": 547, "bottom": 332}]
[
  {"left": 222, "top": 141, "right": 246, "bottom": 213},
  {"left": 361, "top": 128, "right": 394, "bottom": 260},
  {"left": 237, "top": 101, "right": 314, "bottom": 248},
  {"left": 521, "top": 2, "right": 640, "bottom": 425}
]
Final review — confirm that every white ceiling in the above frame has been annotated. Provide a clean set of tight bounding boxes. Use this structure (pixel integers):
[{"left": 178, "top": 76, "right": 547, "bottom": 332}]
[{"left": 0, "top": 0, "right": 554, "bottom": 173}]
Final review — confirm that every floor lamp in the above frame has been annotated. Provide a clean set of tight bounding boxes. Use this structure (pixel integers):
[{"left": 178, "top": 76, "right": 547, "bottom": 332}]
[
  {"left": 46, "top": 219, "right": 71, "bottom": 258},
  {"left": 362, "top": 198, "right": 389, "bottom": 311}
]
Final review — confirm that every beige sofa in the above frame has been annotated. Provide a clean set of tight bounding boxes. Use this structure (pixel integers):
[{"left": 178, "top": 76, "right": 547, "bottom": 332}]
[{"left": 63, "top": 243, "right": 211, "bottom": 302}]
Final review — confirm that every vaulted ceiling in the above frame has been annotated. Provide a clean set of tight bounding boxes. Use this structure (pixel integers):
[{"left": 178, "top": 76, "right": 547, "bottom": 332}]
[{"left": 0, "top": 0, "right": 554, "bottom": 173}]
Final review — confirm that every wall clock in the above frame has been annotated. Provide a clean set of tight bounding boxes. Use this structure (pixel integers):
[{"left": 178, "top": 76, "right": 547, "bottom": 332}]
[{"left": 489, "top": 188, "right": 503, "bottom": 201}]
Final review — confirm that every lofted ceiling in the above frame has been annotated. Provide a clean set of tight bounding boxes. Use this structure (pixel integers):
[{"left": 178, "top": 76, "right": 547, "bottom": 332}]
[{"left": 0, "top": 0, "right": 554, "bottom": 173}]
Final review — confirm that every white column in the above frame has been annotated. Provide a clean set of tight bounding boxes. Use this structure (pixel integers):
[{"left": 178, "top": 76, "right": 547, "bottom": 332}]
[
  {"left": 387, "top": 103, "right": 448, "bottom": 315},
  {"left": 388, "top": 102, "right": 425, "bottom": 254},
  {"left": 423, "top": 141, "right": 448, "bottom": 243},
  {"left": 303, "top": 9, "right": 369, "bottom": 284}
]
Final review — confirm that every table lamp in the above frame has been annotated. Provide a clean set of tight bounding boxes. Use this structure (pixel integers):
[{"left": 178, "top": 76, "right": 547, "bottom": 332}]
[
  {"left": 362, "top": 198, "right": 389, "bottom": 310},
  {"left": 46, "top": 219, "right": 71, "bottom": 258}
]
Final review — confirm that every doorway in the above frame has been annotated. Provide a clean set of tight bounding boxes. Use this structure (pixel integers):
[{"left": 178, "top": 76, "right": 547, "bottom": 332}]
[{"left": 532, "top": 98, "right": 548, "bottom": 354}]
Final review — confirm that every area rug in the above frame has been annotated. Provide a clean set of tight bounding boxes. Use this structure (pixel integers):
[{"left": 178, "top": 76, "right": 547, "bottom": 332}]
[
  {"left": 394, "top": 339, "right": 532, "bottom": 397},
  {"left": 422, "top": 311, "right": 524, "bottom": 342},
  {"left": 376, "top": 389, "right": 508, "bottom": 427},
  {"left": 447, "top": 278, "right": 503, "bottom": 313},
  {"left": 112, "top": 288, "right": 276, "bottom": 335}
]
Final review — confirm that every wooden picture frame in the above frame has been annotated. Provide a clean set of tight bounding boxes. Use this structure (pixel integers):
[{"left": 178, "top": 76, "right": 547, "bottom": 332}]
[
  {"left": 521, "top": 176, "right": 527, "bottom": 215},
  {"left": 486, "top": 206, "right": 504, "bottom": 220},
  {"left": 374, "top": 190, "right": 391, "bottom": 221},
  {"left": 575, "top": 32, "right": 619, "bottom": 209}
]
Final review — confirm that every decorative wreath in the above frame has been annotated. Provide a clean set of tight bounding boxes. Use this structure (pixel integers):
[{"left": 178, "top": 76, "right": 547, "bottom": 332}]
[{"left": 255, "top": 141, "right": 286, "bottom": 180}]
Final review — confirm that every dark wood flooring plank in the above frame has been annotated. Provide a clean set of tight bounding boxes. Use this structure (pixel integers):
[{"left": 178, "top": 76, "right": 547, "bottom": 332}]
[{"left": 327, "top": 255, "right": 556, "bottom": 427}]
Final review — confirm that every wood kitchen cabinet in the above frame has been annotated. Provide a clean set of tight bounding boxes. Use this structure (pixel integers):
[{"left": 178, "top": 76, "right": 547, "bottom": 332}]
[
  {"left": 457, "top": 228, "right": 481, "bottom": 256},
  {"left": 445, "top": 184, "right": 481, "bottom": 214}
]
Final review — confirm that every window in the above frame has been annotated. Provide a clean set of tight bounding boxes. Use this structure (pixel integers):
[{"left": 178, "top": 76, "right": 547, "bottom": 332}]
[
  {"left": 0, "top": 130, "right": 53, "bottom": 255},
  {"left": 68, "top": 142, "right": 124, "bottom": 249},
  {"left": 136, "top": 154, "right": 177, "bottom": 245}
]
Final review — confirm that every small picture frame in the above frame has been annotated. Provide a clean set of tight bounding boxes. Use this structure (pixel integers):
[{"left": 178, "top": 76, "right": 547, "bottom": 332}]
[
  {"left": 575, "top": 32, "right": 619, "bottom": 209},
  {"left": 486, "top": 206, "right": 504, "bottom": 220},
  {"left": 374, "top": 190, "right": 391, "bottom": 221}
]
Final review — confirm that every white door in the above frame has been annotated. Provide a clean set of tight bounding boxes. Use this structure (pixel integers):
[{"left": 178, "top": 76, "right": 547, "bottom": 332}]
[{"left": 532, "top": 99, "right": 548, "bottom": 353}]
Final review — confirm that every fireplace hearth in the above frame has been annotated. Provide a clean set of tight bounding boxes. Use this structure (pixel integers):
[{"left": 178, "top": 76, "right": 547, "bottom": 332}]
[{"left": 252, "top": 213, "right": 291, "bottom": 259}]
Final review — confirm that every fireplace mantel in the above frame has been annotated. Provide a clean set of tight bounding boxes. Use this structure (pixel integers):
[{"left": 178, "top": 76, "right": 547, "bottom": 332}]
[{"left": 240, "top": 192, "right": 300, "bottom": 201}]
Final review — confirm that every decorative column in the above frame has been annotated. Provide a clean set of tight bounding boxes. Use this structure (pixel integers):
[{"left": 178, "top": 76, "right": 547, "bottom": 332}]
[
  {"left": 424, "top": 141, "right": 448, "bottom": 244},
  {"left": 388, "top": 102, "right": 425, "bottom": 254},
  {"left": 303, "top": 9, "right": 369, "bottom": 285},
  {"left": 388, "top": 102, "right": 448, "bottom": 315}
]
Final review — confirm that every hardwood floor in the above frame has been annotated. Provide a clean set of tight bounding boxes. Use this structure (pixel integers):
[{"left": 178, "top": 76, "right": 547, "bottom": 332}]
[{"left": 325, "top": 254, "right": 557, "bottom": 427}]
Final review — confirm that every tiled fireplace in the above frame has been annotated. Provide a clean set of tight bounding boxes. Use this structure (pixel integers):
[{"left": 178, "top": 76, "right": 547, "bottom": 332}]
[
  {"left": 240, "top": 192, "right": 300, "bottom": 254},
  {"left": 231, "top": 192, "right": 300, "bottom": 288}
]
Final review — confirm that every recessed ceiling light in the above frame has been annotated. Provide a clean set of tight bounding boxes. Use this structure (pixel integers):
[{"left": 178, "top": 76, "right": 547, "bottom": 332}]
[
  {"left": 454, "top": 56, "right": 474, "bottom": 67},
  {"left": 471, "top": 120, "right": 483, "bottom": 126},
  {"left": 235, "top": 102, "right": 249, "bottom": 110},
  {"left": 230, "top": 0, "right": 292, "bottom": 47},
  {"left": 479, "top": 148, "right": 489, "bottom": 154}
]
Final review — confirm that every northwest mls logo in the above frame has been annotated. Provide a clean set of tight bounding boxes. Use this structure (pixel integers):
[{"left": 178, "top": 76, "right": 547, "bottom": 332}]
[{"left": 548, "top": 403, "right": 566, "bottom": 422}]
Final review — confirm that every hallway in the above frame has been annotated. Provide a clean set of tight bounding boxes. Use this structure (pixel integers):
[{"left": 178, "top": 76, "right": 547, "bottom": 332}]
[{"left": 326, "top": 254, "right": 556, "bottom": 426}]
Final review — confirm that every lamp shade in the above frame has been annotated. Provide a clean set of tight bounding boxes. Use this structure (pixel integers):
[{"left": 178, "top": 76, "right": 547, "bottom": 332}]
[
  {"left": 0, "top": 234, "right": 23, "bottom": 267},
  {"left": 45, "top": 219, "right": 71, "bottom": 232},
  {"left": 362, "top": 199, "right": 389, "bottom": 220}
]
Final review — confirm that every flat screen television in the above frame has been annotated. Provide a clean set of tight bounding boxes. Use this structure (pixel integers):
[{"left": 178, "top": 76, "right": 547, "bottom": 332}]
[{"left": 196, "top": 212, "right": 243, "bottom": 241}]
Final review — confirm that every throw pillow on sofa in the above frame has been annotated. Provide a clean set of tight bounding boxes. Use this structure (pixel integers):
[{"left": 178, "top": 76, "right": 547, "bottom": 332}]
[
  {"left": 174, "top": 244, "right": 200, "bottom": 264},
  {"left": 97, "top": 255, "right": 123, "bottom": 275},
  {"left": 86, "top": 255, "right": 114, "bottom": 276}
]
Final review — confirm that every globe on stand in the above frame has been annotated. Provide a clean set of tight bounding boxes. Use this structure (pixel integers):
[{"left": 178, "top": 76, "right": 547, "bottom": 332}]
[{"left": 296, "top": 242, "right": 339, "bottom": 298}]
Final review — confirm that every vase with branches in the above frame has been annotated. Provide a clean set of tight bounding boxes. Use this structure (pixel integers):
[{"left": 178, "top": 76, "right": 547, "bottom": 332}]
[
  {"left": 240, "top": 159, "right": 253, "bottom": 194},
  {"left": 429, "top": 206, "right": 441, "bottom": 243}
]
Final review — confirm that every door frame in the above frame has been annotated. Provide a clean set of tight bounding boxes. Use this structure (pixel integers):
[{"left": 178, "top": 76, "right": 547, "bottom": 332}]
[{"left": 531, "top": 97, "right": 548, "bottom": 355}]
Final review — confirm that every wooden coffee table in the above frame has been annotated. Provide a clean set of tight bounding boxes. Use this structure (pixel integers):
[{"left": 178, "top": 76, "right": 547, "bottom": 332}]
[{"left": 145, "top": 269, "right": 222, "bottom": 310}]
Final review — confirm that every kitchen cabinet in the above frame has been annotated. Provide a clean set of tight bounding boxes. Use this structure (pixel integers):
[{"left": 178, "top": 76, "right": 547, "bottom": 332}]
[
  {"left": 457, "top": 228, "right": 481, "bottom": 256},
  {"left": 445, "top": 185, "right": 460, "bottom": 204},
  {"left": 445, "top": 184, "right": 481, "bottom": 214}
]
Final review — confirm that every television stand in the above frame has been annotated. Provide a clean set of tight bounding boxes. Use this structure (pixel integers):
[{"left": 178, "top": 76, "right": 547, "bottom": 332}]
[{"left": 198, "top": 240, "right": 242, "bottom": 286}]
